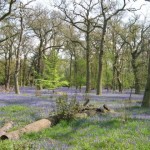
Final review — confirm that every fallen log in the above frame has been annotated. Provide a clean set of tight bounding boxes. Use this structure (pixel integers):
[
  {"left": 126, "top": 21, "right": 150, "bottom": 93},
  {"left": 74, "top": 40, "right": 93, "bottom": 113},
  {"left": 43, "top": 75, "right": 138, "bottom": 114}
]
[
  {"left": 0, "top": 121, "right": 13, "bottom": 136},
  {"left": 1, "top": 119, "right": 51, "bottom": 140},
  {"left": 0, "top": 102, "right": 115, "bottom": 140}
]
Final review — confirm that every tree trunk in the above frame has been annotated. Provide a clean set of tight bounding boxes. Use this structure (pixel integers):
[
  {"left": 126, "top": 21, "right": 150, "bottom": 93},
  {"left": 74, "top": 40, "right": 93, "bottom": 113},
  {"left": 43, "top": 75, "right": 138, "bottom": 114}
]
[
  {"left": 112, "top": 66, "right": 116, "bottom": 92},
  {"left": 74, "top": 60, "right": 78, "bottom": 89},
  {"left": 22, "top": 55, "right": 27, "bottom": 86},
  {"left": 112, "top": 31, "right": 117, "bottom": 92},
  {"left": 14, "top": 4, "right": 23, "bottom": 94},
  {"left": 85, "top": 32, "right": 91, "bottom": 93},
  {"left": 19, "top": 59, "right": 22, "bottom": 87},
  {"left": 5, "top": 44, "right": 13, "bottom": 91},
  {"left": 97, "top": 22, "right": 107, "bottom": 95},
  {"left": 36, "top": 39, "right": 43, "bottom": 90},
  {"left": 142, "top": 55, "right": 150, "bottom": 107},
  {"left": 4, "top": 58, "right": 10, "bottom": 91},
  {"left": 97, "top": 51, "right": 103, "bottom": 95},
  {"left": 116, "top": 69, "right": 122, "bottom": 93},
  {"left": 69, "top": 54, "right": 73, "bottom": 87},
  {"left": 131, "top": 55, "right": 140, "bottom": 94},
  {"left": 14, "top": 70, "right": 20, "bottom": 94}
]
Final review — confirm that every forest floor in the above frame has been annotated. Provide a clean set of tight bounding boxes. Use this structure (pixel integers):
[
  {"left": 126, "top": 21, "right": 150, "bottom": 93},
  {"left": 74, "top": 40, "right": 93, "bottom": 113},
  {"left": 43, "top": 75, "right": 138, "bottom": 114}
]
[
  {"left": 0, "top": 86, "right": 149, "bottom": 119},
  {"left": 0, "top": 87, "right": 150, "bottom": 149}
]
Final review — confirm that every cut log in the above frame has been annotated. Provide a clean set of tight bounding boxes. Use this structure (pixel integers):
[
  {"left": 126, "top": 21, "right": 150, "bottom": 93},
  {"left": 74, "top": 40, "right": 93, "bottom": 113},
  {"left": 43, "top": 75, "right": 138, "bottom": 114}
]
[
  {"left": 0, "top": 121, "right": 13, "bottom": 136},
  {"left": 1, "top": 119, "right": 51, "bottom": 140}
]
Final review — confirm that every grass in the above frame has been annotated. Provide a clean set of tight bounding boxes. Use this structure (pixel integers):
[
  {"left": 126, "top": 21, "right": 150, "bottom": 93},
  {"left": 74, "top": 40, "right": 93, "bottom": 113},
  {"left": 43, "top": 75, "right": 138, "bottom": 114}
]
[
  {"left": 0, "top": 105, "right": 42, "bottom": 131},
  {"left": 0, "top": 105, "right": 29, "bottom": 112},
  {"left": 0, "top": 104, "right": 150, "bottom": 150},
  {"left": 22, "top": 118, "right": 150, "bottom": 150}
]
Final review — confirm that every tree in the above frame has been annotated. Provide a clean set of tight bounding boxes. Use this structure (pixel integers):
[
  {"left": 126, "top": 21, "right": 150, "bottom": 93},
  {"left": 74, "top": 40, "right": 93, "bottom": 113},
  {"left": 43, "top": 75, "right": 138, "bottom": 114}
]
[
  {"left": 119, "top": 16, "right": 150, "bottom": 94},
  {"left": 141, "top": 0, "right": 150, "bottom": 107},
  {"left": 96, "top": 0, "right": 126, "bottom": 95},
  {"left": 55, "top": 0, "right": 100, "bottom": 93},
  {"left": 108, "top": 18, "right": 127, "bottom": 92},
  {"left": 142, "top": 41, "right": 150, "bottom": 107},
  {"left": 0, "top": 21, "right": 16, "bottom": 90},
  {"left": 14, "top": 1, "right": 34, "bottom": 94},
  {"left": 28, "top": 8, "right": 62, "bottom": 89},
  {"left": 0, "top": 0, "right": 17, "bottom": 43},
  {"left": 19, "top": 36, "right": 34, "bottom": 87},
  {"left": 14, "top": 2, "right": 24, "bottom": 94},
  {"left": 62, "top": 24, "right": 86, "bottom": 89}
]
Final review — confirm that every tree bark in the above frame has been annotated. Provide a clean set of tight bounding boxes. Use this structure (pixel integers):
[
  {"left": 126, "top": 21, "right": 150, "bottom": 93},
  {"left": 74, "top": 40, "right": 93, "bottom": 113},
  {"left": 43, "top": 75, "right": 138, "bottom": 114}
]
[{"left": 142, "top": 55, "right": 150, "bottom": 107}]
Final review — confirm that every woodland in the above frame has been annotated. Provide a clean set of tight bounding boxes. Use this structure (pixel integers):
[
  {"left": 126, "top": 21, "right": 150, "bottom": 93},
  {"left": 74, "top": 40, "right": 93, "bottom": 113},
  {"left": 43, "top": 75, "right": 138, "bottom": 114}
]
[{"left": 0, "top": 0, "right": 150, "bottom": 149}]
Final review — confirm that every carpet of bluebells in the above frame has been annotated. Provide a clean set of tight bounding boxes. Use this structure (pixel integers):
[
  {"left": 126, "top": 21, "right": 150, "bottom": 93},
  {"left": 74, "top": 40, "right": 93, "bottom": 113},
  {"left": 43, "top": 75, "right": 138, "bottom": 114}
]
[
  {"left": 0, "top": 86, "right": 150, "bottom": 149},
  {"left": 0, "top": 86, "right": 146, "bottom": 118}
]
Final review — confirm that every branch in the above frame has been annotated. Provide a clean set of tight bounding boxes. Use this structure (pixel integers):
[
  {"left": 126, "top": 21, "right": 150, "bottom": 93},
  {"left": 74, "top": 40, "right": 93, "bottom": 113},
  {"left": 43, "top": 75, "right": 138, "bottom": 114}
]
[
  {"left": 0, "top": 0, "right": 16, "bottom": 21},
  {"left": 0, "top": 33, "right": 18, "bottom": 43},
  {"left": 106, "top": 0, "right": 126, "bottom": 21}
]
